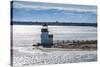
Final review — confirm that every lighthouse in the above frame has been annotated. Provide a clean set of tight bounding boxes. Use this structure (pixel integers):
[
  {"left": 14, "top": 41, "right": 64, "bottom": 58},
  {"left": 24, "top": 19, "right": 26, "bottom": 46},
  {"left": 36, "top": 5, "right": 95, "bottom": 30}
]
[{"left": 41, "top": 24, "right": 53, "bottom": 48}]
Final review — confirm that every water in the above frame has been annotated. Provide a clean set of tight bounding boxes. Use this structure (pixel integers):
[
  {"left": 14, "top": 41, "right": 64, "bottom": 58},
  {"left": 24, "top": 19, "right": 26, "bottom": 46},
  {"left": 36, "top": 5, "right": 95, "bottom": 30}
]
[
  {"left": 12, "top": 25, "right": 97, "bottom": 66},
  {"left": 12, "top": 25, "right": 97, "bottom": 47}
]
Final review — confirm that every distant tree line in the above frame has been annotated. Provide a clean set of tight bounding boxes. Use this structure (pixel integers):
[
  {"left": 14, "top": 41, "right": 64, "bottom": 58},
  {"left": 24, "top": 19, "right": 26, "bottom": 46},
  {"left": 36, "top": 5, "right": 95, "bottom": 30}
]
[{"left": 11, "top": 21, "right": 97, "bottom": 27}]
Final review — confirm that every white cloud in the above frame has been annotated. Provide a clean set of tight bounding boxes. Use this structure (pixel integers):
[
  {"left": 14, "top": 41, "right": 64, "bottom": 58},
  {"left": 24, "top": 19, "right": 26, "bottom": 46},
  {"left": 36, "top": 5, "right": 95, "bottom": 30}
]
[{"left": 13, "top": 1, "right": 97, "bottom": 14}]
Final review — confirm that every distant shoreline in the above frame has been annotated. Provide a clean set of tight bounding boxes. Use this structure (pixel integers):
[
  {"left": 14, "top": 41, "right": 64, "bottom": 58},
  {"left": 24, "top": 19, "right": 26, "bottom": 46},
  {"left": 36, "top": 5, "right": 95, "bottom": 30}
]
[{"left": 11, "top": 21, "right": 97, "bottom": 27}]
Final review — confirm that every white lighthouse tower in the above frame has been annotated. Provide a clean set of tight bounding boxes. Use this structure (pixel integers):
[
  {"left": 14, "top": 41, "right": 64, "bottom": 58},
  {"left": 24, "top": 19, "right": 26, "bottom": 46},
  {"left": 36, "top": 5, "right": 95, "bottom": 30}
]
[{"left": 41, "top": 24, "right": 53, "bottom": 48}]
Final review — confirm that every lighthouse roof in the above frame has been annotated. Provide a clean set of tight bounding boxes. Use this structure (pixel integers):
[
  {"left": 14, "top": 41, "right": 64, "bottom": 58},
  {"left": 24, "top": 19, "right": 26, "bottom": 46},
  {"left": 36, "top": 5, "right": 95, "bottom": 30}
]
[{"left": 43, "top": 23, "right": 48, "bottom": 26}]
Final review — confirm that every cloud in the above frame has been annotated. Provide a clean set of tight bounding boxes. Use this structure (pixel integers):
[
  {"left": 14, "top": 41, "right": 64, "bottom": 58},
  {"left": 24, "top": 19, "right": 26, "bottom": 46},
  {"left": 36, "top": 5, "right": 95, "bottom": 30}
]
[{"left": 13, "top": 1, "right": 97, "bottom": 14}]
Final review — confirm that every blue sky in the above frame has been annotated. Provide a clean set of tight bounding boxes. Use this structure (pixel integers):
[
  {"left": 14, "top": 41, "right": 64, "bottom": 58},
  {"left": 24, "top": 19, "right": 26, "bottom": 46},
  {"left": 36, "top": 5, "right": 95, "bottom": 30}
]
[{"left": 12, "top": 1, "right": 97, "bottom": 23}]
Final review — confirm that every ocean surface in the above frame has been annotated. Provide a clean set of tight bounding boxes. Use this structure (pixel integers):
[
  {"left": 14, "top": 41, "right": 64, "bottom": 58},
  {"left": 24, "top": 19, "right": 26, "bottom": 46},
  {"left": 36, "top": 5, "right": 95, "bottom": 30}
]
[
  {"left": 12, "top": 25, "right": 97, "bottom": 47},
  {"left": 12, "top": 25, "right": 97, "bottom": 66}
]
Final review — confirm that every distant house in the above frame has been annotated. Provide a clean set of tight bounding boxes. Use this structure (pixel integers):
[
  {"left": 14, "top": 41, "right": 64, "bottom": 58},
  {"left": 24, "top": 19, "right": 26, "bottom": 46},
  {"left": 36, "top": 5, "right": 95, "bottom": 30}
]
[{"left": 41, "top": 24, "right": 53, "bottom": 48}]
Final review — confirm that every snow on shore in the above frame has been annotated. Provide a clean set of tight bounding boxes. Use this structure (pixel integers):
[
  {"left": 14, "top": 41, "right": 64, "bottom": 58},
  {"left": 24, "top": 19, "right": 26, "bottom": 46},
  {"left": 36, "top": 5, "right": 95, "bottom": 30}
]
[{"left": 13, "top": 47, "right": 97, "bottom": 67}]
